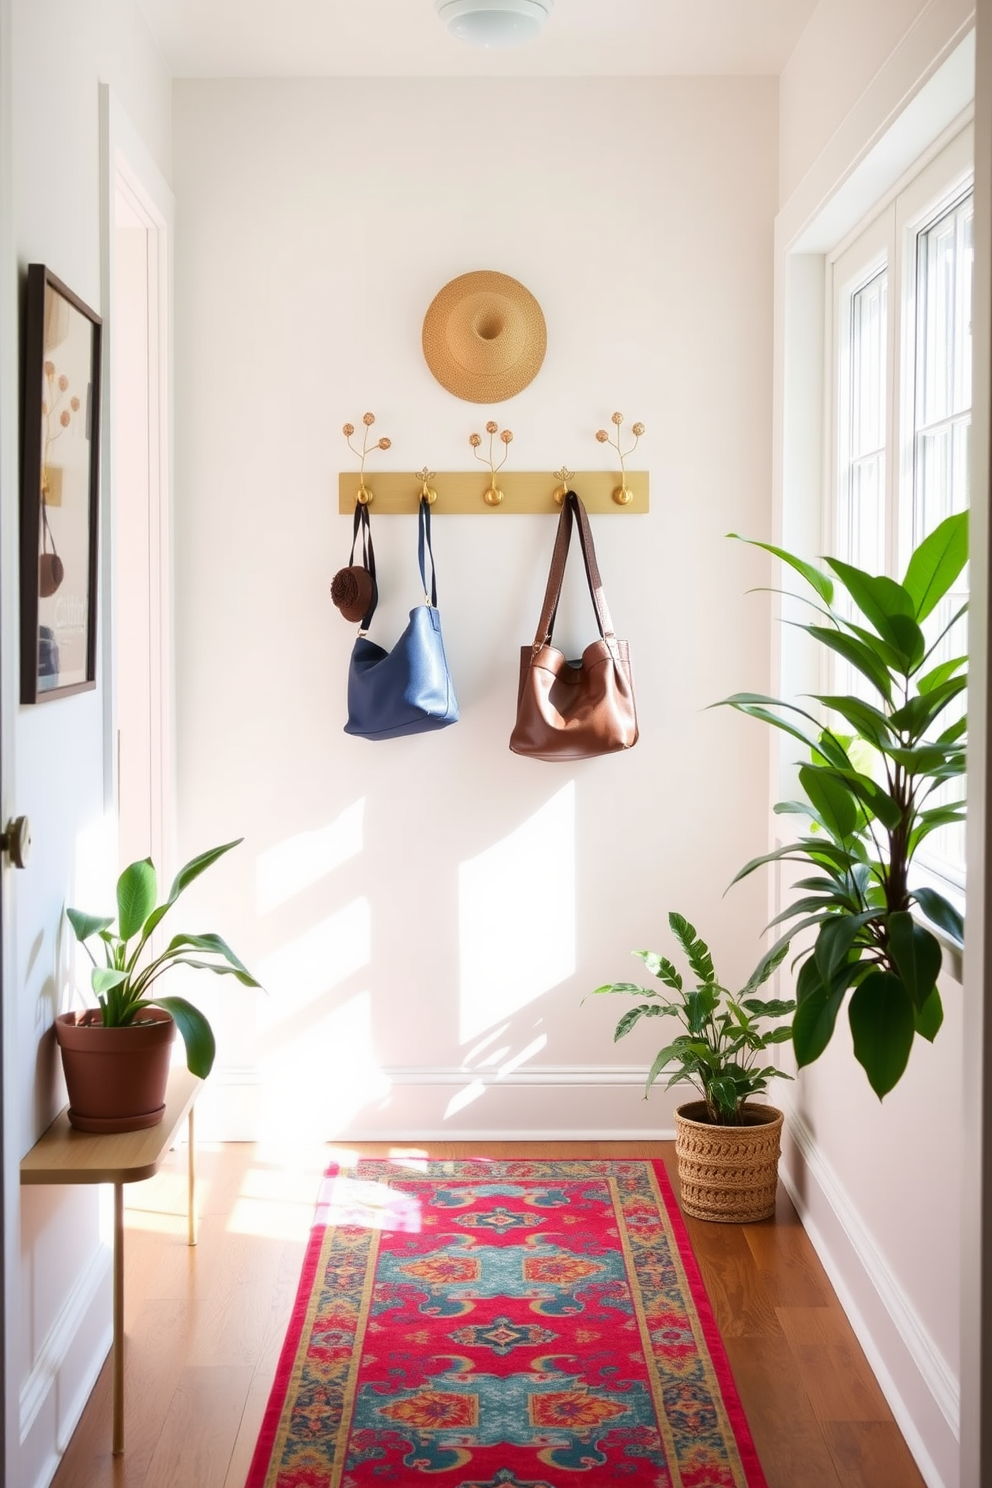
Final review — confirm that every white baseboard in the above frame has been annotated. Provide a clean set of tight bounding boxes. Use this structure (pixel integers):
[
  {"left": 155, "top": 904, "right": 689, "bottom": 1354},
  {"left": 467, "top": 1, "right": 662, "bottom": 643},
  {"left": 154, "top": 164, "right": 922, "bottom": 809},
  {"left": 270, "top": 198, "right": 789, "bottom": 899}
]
[
  {"left": 193, "top": 1063, "right": 690, "bottom": 1143},
  {"left": 781, "top": 1111, "right": 959, "bottom": 1488}
]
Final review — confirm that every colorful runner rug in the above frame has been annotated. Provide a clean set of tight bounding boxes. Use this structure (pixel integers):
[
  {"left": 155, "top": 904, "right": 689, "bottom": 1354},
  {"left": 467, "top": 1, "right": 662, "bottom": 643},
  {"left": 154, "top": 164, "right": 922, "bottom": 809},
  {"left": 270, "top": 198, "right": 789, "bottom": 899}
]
[{"left": 245, "top": 1158, "right": 766, "bottom": 1488}]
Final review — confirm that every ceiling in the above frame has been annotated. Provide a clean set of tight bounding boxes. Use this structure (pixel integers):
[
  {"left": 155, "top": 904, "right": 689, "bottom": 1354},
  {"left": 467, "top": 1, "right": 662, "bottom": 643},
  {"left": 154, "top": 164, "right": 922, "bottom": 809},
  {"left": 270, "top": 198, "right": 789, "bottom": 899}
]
[{"left": 135, "top": 0, "right": 820, "bottom": 79}]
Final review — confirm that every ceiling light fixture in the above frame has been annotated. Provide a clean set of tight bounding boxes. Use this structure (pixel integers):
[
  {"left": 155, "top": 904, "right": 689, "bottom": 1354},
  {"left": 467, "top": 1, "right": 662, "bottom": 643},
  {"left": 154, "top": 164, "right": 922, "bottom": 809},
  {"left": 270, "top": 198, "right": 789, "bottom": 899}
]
[{"left": 435, "top": 0, "right": 553, "bottom": 50}]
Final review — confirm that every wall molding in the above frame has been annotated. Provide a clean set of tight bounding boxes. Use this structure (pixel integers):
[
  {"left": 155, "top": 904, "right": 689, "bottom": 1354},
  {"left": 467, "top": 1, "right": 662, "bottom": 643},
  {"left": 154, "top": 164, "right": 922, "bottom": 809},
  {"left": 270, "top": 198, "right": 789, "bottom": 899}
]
[
  {"left": 782, "top": 1111, "right": 958, "bottom": 1488},
  {"left": 378, "top": 1064, "right": 652, "bottom": 1087},
  {"left": 20, "top": 1241, "right": 111, "bottom": 1456}
]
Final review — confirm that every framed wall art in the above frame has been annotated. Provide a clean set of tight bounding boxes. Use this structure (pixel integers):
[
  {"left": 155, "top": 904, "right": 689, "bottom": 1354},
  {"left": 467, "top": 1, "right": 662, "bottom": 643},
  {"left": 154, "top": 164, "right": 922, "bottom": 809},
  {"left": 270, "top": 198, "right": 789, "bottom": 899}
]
[{"left": 20, "top": 264, "right": 102, "bottom": 704}]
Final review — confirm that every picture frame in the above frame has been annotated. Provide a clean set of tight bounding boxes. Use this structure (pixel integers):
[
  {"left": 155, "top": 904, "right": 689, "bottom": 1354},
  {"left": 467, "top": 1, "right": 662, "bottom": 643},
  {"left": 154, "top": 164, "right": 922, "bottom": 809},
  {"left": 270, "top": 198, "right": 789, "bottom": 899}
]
[{"left": 20, "top": 264, "right": 102, "bottom": 704}]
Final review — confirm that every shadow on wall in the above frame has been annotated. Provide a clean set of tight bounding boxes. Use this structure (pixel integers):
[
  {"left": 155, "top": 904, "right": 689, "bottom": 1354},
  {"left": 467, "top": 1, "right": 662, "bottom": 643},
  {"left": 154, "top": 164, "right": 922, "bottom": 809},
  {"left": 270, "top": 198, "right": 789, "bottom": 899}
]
[{"left": 246, "top": 782, "right": 578, "bottom": 1137}]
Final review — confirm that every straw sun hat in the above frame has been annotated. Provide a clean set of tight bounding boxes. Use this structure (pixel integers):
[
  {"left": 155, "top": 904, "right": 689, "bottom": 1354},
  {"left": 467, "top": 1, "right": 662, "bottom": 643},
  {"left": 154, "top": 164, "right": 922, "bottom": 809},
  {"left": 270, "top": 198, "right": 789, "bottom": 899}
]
[{"left": 422, "top": 269, "right": 547, "bottom": 403}]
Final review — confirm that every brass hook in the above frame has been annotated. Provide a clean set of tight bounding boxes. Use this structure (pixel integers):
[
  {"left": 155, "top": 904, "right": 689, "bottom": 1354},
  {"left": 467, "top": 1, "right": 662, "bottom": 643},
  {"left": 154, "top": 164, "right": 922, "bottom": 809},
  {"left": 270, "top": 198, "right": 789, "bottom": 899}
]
[
  {"left": 416, "top": 467, "right": 438, "bottom": 506},
  {"left": 553, "top": 467, "right": 575, "bottom": 506}
]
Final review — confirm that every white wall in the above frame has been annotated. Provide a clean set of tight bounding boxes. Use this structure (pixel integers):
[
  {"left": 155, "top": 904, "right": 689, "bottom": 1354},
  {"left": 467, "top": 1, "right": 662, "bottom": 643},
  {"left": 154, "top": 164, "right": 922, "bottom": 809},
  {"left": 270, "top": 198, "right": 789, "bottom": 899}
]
[
  {"left": 3, "top": 4, "right": 171, "bottom": 1485},
  {"left": 774, "top": 5, "right": 975, "bottom": 1488},
  {"left": 170, "top": 75, "right": 780, "bottom": 1144}
]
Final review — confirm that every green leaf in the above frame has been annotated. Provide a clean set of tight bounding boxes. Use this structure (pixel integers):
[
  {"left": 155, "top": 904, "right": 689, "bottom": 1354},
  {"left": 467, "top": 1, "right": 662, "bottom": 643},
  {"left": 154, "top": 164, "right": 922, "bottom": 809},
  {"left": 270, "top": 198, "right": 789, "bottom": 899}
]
[
  {"left": 667, "top": 913, "right": 715, "bottom": 984},
  {"left": 92, "top": 967, "right": 128, "bottom": 995},
  {"left": 799, "top": 764, "right": 858, "bottom": 842},
  {"left": 888, "top": 676, "right": 967, "bottom": 738},
  {"left": 634, "top": 950, "right": 682, "bottom": 990},
  {"left": 886, "top": 911, "right": 942, "bottom": 1011},
  {"left": 727, "top": 534, "right": 834, "bottom": 605},
  {"left": 824, "top": 560, "right": 915, "bottom": 634},
  {"left": 804, "top": 626, "right": 893, "bottom": 702},
  {"left": 592, "top": 981, "right": 653, "bottom": 997},
  {"left": 792, "top": 981, "right": 845, "bottom": 1067},
  {"left": 915, "top": 987, "right": 944, "bottom": 1041},
  {"left": 148, "top": 994, "right": 217, "bottom": 1079},
  {"left": 730, "top": 839, "right": 860, "bottom": 888},
  {"left": 117, "top": 859, "right": 157, "bottom": 943},
  {"left": 814, "top": 912, "right": 875, "bottom": 984},
  {"left": 811, "top": 695, "right": 894, "bottom": 748},
  {"left": 66, "top": 909, "right": 115, "bottom": 945},
  {"left": 164, "top": 839, "right": 244, "bottom": 908},
  {"left": 910, "top": 888, "right": 964, "bottom": 948},
  {"left": 742, "top": 938, "right": 791, "bottom": 993},
  {"left": 614, "top": 1006, "right": 652, "bottom": 1040},
  {"left": 717, "top": 697, "right": 823, "bottom": 756},
  {"left": 917, "top": 656, "right": 967, "bottom": 694},
  {"left": 163, "top": 932, "right": 261, "bottom": 985},
  {"left": 882, "top": 744, "right": 955, "bottom": 774},
  {"left": 901, "top": 510, "right": 968, "bottom": 621},
  {"left": 741, "top": 997, "right": 796, "bottom": 1017},
  {"left": 848, "top": 971, "right": 915, "bottom": 1098}
]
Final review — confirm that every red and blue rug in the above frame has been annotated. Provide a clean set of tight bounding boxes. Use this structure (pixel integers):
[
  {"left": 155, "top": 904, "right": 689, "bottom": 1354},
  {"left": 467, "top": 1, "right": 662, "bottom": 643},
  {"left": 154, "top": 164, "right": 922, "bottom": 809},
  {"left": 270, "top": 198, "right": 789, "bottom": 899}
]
[{"left": 245, "top": 1157, "right": 766, "bottom": 1487}]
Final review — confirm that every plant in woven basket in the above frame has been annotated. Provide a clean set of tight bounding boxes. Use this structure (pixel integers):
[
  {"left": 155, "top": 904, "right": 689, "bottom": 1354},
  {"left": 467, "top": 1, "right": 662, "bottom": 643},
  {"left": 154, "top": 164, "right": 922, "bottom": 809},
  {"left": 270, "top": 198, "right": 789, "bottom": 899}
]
[
  {"left": 591, "top": 913, "right": 796, "bottom": 1125},
  {"left": 718, "top": 510, "right": 967, "bottom": 1099}
]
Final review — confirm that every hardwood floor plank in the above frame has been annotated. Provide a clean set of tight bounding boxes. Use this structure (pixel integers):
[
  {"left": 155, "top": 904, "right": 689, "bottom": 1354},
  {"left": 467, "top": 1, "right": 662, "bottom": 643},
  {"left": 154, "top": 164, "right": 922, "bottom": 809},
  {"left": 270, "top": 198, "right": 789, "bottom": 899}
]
[
  {"left": 776, "top": 1306, "right": 892, "bottom": 1422},
  {"left": 823, "top": 1420, "right": 928, "bottom": 1488},
  {"left": 721, "top": 1330, "right": 844, "bottom": 1488},
  {"left": 142, "top": 1365, "right": 254, "bottom": 1488}
]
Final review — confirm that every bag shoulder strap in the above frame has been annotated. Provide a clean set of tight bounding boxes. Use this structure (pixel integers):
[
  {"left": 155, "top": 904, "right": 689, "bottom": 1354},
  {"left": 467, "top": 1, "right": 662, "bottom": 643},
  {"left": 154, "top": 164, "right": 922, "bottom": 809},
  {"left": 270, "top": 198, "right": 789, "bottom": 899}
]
[
  {"left": 350, "top": 501, "right": 378, "bottom": 630},
  {"left": 532, "top": 491, "right": 618, "bottom": 651},
  {"left": 417, "top": 496, "right": 439, "bottom": 607}
]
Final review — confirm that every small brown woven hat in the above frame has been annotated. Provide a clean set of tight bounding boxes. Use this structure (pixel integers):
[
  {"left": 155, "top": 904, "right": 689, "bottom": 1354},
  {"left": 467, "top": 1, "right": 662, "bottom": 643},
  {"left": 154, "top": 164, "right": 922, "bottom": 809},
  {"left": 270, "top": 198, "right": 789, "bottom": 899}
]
[{"left": 422, "top": 270, "right": 546, "bottom": 403}]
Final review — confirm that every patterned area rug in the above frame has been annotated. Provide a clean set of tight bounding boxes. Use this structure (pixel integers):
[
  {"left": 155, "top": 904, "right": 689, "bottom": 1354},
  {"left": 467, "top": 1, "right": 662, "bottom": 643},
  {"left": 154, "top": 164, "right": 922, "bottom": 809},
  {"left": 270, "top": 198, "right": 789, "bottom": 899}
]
[{"left": 245, "top": 1158, "right": 766, "bottom": 1487}]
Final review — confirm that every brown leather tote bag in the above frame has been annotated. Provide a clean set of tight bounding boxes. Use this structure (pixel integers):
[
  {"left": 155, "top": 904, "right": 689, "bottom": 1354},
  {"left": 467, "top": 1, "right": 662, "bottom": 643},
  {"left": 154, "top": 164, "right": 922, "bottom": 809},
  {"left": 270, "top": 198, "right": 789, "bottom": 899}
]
[{"left": 509, "top": 491, "right": 638, "bottom": 761}]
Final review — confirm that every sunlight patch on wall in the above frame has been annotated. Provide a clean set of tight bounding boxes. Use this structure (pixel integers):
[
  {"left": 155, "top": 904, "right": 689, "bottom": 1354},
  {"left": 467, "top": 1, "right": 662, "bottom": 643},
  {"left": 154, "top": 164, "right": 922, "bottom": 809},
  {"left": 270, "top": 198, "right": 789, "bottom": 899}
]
[
  {"left": 257, "top": 898, "right": 371, "bottom": 1027},
  {"left": 73, "top": 815, "right": 117, "bottom": 909},
  {"left": 255, "top": 799, "right": 365, "bottom": 914},
  {"left": 497, "top": 1033, "right": 548, "bottom": 1078},
  {"left": 444, "top": 1079, "right": 488, "bottom": 1120},
  {"left": 258, "top": 989, "right": 391, "bottom": 1141},
  {"left": 458, "top": 783, "right": 575, "bottom": 1043}
]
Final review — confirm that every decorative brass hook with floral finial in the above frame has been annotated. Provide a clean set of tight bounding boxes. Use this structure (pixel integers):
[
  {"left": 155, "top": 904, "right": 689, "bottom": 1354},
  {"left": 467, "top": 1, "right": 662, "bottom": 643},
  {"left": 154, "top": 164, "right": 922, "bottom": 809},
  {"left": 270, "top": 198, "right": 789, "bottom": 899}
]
[
  {"left": 343, "top": 412, "right": 392, "bottom": 506},
  {"left": 470, "top": 420, "right": 513, "bottom": 507},
  {"left": 415, "top": 467, "right": 437, "bottom": 505},
  {"left": 552, "top": 467, "right": 576, "bottom": 506},
  {"left": 595, "top": 412, "right": 644, "bottom": 506}
]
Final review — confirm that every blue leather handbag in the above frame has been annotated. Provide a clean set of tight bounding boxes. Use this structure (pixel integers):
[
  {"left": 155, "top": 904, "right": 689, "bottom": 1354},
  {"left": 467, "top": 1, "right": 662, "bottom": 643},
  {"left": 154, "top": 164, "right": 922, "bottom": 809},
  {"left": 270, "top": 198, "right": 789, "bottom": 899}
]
[{"left": 343, "top": 498, "right": 459, "bottom": 740}]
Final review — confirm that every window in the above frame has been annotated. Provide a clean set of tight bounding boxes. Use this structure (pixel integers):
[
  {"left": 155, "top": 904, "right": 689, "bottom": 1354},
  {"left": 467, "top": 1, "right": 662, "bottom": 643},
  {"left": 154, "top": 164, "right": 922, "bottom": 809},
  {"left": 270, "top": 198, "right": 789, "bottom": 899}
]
[{"left": 830, "top": 126, "right": 973, "bottom": 890}]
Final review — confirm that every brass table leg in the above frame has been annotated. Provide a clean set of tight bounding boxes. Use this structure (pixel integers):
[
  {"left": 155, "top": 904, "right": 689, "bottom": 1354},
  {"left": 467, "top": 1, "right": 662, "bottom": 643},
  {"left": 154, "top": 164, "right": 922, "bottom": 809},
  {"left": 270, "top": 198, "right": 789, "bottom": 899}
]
[{"left": 112, "top": 1181, "right": 124, "bottom": 1455}]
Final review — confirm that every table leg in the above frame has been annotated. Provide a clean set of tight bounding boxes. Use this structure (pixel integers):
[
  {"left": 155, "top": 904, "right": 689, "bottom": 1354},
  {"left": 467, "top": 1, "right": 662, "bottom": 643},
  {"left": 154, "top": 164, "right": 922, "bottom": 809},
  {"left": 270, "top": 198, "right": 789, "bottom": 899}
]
[
  {"left": 187, "top": 1105, "right": 197, "bottom": 1247},
  {"left": 112, "top": 1180, "right": 124, "bottom": 1455}
]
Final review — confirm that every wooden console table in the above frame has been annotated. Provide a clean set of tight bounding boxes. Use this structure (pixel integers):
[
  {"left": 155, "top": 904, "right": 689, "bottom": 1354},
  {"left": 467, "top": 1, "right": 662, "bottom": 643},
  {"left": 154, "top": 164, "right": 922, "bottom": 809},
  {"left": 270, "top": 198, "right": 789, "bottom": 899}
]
[{"left": 20, "top": 1066, "right": 202, "bottom": 1455}]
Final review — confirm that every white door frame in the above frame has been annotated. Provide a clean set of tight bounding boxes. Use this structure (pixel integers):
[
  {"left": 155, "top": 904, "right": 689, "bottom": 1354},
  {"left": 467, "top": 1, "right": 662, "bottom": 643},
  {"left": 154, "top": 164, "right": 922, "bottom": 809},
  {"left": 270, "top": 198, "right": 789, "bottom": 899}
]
[{"left": 99, "top": 86, "right": 175, "bottom": 879}]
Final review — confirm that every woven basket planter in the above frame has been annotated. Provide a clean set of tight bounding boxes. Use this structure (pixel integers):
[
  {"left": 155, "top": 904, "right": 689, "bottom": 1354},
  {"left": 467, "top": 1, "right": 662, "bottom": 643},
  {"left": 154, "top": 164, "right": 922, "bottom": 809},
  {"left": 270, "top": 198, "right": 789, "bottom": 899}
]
[{"left": 674, "top": 1100, "right": 784, "bottom": 1223}]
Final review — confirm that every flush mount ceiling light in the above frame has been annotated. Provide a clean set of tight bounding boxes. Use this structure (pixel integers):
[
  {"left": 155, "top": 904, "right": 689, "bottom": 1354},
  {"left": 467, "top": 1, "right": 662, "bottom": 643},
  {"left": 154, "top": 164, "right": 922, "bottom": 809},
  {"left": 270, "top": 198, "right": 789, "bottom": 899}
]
[{"left": 435, "top": 0, "right": 553, "bottom": 49}]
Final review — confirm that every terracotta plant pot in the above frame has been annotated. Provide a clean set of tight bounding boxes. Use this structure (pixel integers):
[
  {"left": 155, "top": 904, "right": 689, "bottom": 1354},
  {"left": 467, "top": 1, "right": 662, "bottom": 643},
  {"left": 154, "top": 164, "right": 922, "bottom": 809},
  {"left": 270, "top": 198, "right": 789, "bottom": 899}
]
[
  {"left": 54, "top": 1009, "right": 176, "bottom": 1132},
  {"left": 674, "top": 1100, "right": 784, "bottom": 1223}
]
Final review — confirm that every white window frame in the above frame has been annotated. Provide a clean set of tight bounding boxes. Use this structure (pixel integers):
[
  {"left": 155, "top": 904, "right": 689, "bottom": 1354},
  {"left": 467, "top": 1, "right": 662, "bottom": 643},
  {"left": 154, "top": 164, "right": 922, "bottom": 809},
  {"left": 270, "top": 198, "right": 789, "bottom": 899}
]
[{"left": 826, "top": 124, "right": 974, "bottom": 897}]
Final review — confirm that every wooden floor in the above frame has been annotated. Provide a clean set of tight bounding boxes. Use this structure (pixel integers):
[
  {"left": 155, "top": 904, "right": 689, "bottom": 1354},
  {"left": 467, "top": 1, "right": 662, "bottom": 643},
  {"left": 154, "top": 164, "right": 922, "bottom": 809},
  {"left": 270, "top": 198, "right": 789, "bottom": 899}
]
[{"left": 49, "top": 1139, "right": 926, "bottom": 1488}]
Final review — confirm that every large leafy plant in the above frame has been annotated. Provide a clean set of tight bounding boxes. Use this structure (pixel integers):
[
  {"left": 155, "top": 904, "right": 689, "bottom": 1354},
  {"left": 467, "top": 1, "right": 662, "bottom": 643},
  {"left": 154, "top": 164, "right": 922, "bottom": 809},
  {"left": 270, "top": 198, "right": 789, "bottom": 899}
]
[
  {"left": 591, "top": 912, "right": 796, "bottom": 1125},
  {"left": 721, "top": 510, "right": 967, "bottom": 1098},
  {"left": 67, "top": 839, "right": 261, "bottom": 1079}
]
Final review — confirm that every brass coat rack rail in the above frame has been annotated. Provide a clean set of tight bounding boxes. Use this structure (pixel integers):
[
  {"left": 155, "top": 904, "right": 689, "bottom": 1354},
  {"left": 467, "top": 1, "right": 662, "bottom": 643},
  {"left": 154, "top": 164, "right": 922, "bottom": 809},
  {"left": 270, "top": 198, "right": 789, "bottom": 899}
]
[{"left": 337, "top": 471, "right": 650, "bottom": 515}]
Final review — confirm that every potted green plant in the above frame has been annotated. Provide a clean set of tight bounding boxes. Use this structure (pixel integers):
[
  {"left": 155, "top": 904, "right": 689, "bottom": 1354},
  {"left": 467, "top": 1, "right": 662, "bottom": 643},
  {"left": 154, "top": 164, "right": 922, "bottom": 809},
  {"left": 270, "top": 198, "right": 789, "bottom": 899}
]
[
  {"left": 720, "top": 509, "right": 967, "bottom": 1099},
  {"left": 592, "top": 912, "right": 796, "bottom": 1222},
  {"left": 56, "top": 838, "right": 261, "bottom": 1132}
]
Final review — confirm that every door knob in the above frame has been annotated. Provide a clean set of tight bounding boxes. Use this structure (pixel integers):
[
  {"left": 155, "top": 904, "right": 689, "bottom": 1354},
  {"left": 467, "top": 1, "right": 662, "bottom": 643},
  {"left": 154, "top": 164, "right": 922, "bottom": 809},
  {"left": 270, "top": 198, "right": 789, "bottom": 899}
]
[{"left": 1, "top": 816, "right": 31, "bottom": 869}]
